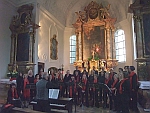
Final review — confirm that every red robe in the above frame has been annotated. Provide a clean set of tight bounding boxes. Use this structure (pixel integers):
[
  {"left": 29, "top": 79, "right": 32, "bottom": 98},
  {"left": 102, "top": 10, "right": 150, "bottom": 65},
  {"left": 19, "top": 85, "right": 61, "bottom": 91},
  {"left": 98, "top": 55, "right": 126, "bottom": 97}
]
[
  {"left": 82, "top": 78, "right": 87, "bottom": 92},
  {"left": 34, "top": 78, "right": 39, "bottom": 84},
  {"left": 69, "top": 80, "right": 77, "bottom": 97},
  {"left": 111, "top": 79, "right": 119, "bottom": 94},
  {"left": 23, "top": 78, "right": 30, "bottom": 99},
  {"left": 129, "top": 71, "right": 138, "bottom": 90},
  {"left": 119, "top": 78, "right": 128, "bottom": 94}
]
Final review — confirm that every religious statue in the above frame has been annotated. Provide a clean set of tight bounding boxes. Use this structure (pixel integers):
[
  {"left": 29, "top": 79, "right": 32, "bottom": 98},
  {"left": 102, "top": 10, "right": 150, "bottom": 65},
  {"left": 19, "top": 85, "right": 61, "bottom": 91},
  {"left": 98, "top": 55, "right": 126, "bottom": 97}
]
[{"left": 50, "top": 34, "right": 58, "bottom": 60}]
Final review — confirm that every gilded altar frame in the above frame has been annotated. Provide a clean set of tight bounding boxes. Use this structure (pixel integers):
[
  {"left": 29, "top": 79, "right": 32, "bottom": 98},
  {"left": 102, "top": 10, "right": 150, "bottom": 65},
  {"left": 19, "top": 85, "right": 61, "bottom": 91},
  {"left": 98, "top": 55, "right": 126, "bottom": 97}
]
[{"left": 73, "top": 1, "right": 118, "bottom": 70}]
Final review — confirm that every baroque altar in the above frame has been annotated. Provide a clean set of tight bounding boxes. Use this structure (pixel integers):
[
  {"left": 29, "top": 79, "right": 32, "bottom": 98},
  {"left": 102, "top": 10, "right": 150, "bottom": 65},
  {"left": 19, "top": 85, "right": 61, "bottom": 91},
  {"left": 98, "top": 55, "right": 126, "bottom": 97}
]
[
  {"left": 73, "top": 1, "right": 118, "bottom": 71},
  {"left": 8, "top": 5, "right": 40, "bottom": 74}
]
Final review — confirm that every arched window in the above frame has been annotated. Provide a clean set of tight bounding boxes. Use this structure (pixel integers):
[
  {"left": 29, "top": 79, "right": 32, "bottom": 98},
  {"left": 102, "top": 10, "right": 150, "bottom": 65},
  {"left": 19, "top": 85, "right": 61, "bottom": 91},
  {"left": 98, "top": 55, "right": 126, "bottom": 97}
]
[
  {"left": 70, "top": 35, "right": 76, "bottom": 64},
  {"left": 115, "top": 29, "right": 126, "bottom": 62}
]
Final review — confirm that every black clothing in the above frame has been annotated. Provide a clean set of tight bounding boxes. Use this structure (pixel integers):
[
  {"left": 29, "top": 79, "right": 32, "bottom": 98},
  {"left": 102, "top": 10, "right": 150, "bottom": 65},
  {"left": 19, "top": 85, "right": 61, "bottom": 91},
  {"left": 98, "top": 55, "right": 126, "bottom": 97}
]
[
  {"left": 64, "top": 74, "right": 71, "bottom": 83},
  {"left": 81, "top": 70, "right": 88, "bottom": 78},
  {"left": 28, "top": 76, "right": 34, "bottom": 83},
  {"left": 98, "top": 71, "right": 105, "bottom": 102},
  {"left": 36, "top": 99, "right": 50, "bottom": 112},
  {"left": 28, "top": 76, "right": 34, "bottom": 100},
  {"left": 63, "top": 74, "right": 71, "bottom": 97},
  {"left": 73, "top": 70, "right": 81, "bottom": 77},
  {"left": 88, "top": 75, "right": 94, "bottom": 83},
  {"left": 103, "top": 79, "right": 112, "bottom": 109},
  {"left": 16, "top": 76, "right": 23, "bottom": 97},
  {"left": 88, "top": 75, "right": 94, "bottom": 101},
  {"left": 98, "top": 71, "right": 106, "bottom": 83},
  {"left": 92, "top": 69, "right": 98, "bottom": 75},
  {"left": 7, "top": 89, "right": 21, "bottom": 108},
  {"left": 46, "top": 81, "right": 59, "bottom": 89},
  {"left": 129, "top": 72, "right": 138, "bottom": 111},
  {"left": 116, "top": 79, "right": 130, "bottom": 113}
]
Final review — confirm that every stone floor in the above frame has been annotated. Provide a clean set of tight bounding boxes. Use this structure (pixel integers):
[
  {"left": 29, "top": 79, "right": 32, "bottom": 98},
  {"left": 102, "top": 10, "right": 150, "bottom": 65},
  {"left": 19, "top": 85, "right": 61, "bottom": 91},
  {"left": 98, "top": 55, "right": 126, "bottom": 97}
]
[
  {"left": 50, "top": 104, "right": 148, "bottom": 113},
  {"left": 1, "top": 102, "right": 148, "bottom": 113},
  {"left": 9, "top": 104, "right": 149, "bottom": 113}
]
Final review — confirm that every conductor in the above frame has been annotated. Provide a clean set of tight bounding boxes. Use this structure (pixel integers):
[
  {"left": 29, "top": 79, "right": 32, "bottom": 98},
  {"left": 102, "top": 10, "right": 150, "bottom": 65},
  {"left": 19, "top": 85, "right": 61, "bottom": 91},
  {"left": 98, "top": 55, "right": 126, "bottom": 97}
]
[{"left": 36, "top": 72, "right": 50, "bottom": 112}]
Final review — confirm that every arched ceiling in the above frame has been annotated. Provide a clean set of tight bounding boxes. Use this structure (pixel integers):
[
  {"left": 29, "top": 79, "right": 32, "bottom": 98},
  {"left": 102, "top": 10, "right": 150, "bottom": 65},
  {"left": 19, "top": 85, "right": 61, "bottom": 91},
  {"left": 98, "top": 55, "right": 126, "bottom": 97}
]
[
  {"left": 39, "top": 0, "right": 131, "bottom": 27},
  {"left": 8, "top": 0, "right": 132, "bottom": 27}
]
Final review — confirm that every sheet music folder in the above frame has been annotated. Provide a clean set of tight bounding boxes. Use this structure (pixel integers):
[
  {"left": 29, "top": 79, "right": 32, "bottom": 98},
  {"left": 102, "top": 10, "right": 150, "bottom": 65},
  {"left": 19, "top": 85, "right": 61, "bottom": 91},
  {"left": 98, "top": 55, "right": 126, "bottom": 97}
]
[{"left": 49, "top": 89, "right": 59, "bottom": 99}]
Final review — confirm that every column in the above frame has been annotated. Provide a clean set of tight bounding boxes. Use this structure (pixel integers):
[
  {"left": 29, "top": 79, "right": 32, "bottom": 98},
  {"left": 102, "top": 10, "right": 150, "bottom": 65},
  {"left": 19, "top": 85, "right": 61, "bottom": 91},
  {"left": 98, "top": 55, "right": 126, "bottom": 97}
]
[
  {"left": 78, "top": 32, "right": 82, "bottom": 60},
  {"left": 81, "top": 23, "right": 84, "bottom": 61},
  {"left": 111, "top": 29, "right": 115, "bottom": 59},
  {"left": 10, "top": 34, "right": 16, "bottom": 64},
  {"left": 133, "top": 13, "right": 143, "bottom": 58},
  {"left": 106, "top": 28, "right": 111, "bottom": 59},
  {"left": 14, "top": 34, "right": 18, "bottom": 64},
  {"left": 76, "top": 32, "right": 79, "bottom": 61},
  {"left": 29, "top": 28, "right": 34, "bottom": 63},
  {"left": 104, "top": 28, "right": 107, "bottom": 59}
]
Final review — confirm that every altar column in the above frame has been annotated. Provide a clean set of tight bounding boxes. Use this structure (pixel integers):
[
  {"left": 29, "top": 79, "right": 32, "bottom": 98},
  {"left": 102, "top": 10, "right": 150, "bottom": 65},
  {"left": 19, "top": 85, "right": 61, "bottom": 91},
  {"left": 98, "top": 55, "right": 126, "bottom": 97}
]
[
  {"left": 29, "top": 28, "right": 34, "bottom": 63},
  {"left": 78, "top": 32, "right": 82, "bottom": 61},
  {"left": 10, "top": 34, "right": 16, "bottom": 64},
  {"left": 111, "top": 29, "right": 116, "bottom": 59},
  {"left": 76, "top": 32, "right": 79, "bottom": 61},
  {"left": 133, "top": 11, "right": 143, "bottom": 58},
  {"left": 106, "top": 28, "right": 111, "bottom": 59}
]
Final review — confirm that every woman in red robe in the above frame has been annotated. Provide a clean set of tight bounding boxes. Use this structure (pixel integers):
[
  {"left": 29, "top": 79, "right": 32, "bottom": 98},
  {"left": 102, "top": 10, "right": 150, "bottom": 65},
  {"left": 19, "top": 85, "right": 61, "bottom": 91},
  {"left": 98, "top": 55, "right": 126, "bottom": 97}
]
[
  {"left": 80, "top": 74, "right": 89, "bottom": 107},
  {"left": 23, "top": 74, "right": 30, "bottom": 107},
  {"left": 69, "top": 75, "right": 77, "bottom": 98}
]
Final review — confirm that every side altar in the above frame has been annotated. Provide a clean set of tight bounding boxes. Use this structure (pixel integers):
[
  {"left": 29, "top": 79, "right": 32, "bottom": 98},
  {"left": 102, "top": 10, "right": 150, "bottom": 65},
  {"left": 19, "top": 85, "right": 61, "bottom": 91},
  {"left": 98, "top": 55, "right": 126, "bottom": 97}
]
[
  {"left": 73, "top": 1, "right": 118, "bottom": 71},
  {"left": 8, "top": 5, "right": 40, "bottom": 74}
]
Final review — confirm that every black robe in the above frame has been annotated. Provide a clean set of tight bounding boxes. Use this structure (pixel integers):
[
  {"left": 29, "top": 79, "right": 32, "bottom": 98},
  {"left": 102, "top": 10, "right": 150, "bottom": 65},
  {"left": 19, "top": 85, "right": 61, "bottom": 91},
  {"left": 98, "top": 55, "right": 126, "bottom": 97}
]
[{"left": 16, "top": 76, "right": 23, "bottom": 97}]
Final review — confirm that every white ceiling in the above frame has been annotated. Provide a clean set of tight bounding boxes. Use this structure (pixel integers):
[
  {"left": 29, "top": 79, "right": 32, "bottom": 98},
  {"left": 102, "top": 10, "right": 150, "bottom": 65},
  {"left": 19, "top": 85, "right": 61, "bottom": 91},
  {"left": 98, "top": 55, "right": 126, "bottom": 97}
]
[
  {"left": 7, "top": 0, "right": 132, "bottom": 27},
  {"left": 39, "top": 0, "right": 132, "bottom": 27}
]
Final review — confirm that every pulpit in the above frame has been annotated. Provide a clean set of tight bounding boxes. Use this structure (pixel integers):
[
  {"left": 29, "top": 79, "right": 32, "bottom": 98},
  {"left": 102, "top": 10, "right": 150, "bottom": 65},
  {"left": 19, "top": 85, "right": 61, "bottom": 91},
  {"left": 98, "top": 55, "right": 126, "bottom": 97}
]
[{"left": 8, "top": 5, "right": 40, "bottom": 74}]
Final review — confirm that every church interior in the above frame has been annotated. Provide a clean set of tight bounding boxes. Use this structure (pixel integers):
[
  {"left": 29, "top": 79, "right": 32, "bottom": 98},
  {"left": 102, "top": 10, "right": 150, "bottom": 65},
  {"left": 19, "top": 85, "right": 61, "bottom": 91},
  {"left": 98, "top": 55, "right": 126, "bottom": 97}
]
[{"left": 0, "top": 0, "right": 150, "bottom": 113}]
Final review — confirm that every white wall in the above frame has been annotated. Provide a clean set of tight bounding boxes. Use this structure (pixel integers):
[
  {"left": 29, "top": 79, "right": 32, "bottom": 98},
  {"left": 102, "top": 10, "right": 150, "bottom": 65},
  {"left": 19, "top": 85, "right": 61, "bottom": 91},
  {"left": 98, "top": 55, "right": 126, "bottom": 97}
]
[
  {"left": 37, "top": 5, "right": 64, "bottom": 73},
  {"left": 63, "top": 27, "right": 75, "bottom": 74},
  {"left": 0, "top": 0, "right": 16, "bottom": 78},
  {"left": 114, "top": 14, "right": 137, "bottom": 73}
]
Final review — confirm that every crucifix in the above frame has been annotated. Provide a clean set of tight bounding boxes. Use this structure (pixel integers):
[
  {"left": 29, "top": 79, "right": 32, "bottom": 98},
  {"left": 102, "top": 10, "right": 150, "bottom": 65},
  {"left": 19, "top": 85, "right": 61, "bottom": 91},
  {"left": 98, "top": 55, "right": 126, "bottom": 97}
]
[{"left": 92, "top": 50, "right": 95, "bottom": 60}]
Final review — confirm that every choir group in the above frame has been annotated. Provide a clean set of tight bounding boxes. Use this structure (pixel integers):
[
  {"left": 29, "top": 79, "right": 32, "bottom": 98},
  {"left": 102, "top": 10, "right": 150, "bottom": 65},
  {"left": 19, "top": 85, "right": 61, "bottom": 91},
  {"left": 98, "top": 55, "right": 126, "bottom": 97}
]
[{"left": 6, "top": 66, "right": 139, "bottom": 113}]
